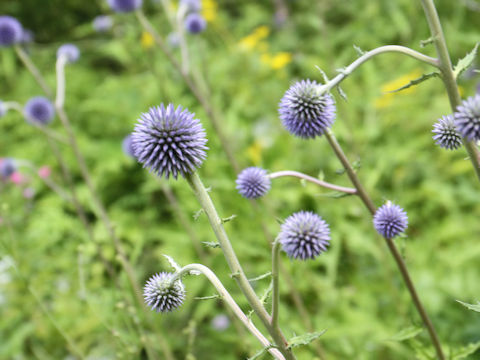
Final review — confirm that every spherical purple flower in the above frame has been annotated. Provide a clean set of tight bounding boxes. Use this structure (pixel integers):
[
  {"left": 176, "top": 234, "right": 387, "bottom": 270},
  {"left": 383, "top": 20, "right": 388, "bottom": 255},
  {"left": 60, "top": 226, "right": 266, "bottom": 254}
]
[
  {"left": 122, "top": 134, "right": 135, "bottom": 157},
  {"left": 373, "top": 202, "right": 408, "bottom": 239},
  {"left": 132, "top": 103, "right": 208, "bottom": 179},
  {"left": 0, "top": 158, "right": 16, "bottom": 179},
  {"left": 279, "top": 79, "right": 336, "bottom": 139},
  {"left": 57, "top": 44, "right": 80, "bottom": 63},
  {"left": 24, "top": 97, "right": 55, "bottom": 125},
  {"left": 278, "top": 211, "right": 330, "bottom": 260},
  {"left": 454, "top": 94, "right": 480, "bottom": 141},
  {"left": 144, "top": 272, "right": 186, "bottom": 313},
  {"left": 0, "top": 16, "right": 22, "bottom": 47},
  {"left": 184, "top": 13, "right": 207, "bottom": 34},
  {"left": 432, "top": 115, "right": 462, "bottom": 150},
  {"left": 180, "top": 0, "right": 202, "bottom": 13},
  {"left": 107, "top": 0, "right": 143, "bottom": 13},
  {"left": 236, "top": 167, "right": 271, "bottom": 199},
  {"left": 92, "top": 15, "right": 113, "bottom": 33}
]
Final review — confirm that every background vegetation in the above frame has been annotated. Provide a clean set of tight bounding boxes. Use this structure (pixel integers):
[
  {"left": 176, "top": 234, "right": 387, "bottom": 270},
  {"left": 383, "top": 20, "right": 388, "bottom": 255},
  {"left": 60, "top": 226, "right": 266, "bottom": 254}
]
[{"left": 1, "top": 0, "right": 479, "bottom": 359}]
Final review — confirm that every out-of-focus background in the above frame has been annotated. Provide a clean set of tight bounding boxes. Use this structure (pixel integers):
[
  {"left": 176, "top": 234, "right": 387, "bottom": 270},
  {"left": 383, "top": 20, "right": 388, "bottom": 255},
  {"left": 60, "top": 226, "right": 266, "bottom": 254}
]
[{"left": 1, "top": 0, "right": 480, "bottom": 359}]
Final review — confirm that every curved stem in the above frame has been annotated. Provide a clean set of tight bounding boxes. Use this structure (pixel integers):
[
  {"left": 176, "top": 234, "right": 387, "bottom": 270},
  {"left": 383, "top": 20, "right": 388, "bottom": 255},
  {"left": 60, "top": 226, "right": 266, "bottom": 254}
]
[
  {"left": 173, "top": 263, "right": 286, "bottom": 360},
  {"left": 185, "top": 172, "right": 296, "bottom": 360},
  {"left": 14, "top": 46, "right": 53, "bottom": 97},
  {"left": 420, "top": 0, "right": 480, "bottom": 182},
  {"left": 324, "top": 129, "right": 444, "bottom": 359},
  {"left": 271, "top": 240, "right": 281, "bottom": 329},
  {"left": 323, "top": 45, "right": 439, "bottom": 93},
  {"left": 269, "top": 170, "right": 357, "bottom": 194}
]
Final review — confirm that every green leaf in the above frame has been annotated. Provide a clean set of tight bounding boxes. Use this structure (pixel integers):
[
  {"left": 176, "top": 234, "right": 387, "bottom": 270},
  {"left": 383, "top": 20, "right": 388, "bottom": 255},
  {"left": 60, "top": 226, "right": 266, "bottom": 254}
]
[
  {"left": 353, "top": 44, "right": 366, "bottom": 56},
  {"left": 387, "top": 72, "right": 440, "bottom": 93},
  {"left": 248, "top": 345, "right": 276, "bottom": 360},
  {"left": 248, "top": 272, "right": 272, "bottom": 282},
  {"left": 287, "top": 331, "right": 326, "bottom": 349},
  {"left": 202, "top": 241, "right": 220, "bottom": 248},
  {"left": 453, "top": 43, "right": 479, "bottom": 79},
  {"left": 456, "top": 299, "right": 480, "bottom": 312},
  {"left": 390, "top": 326, "right": 423, "bottom": 341},
  {"left": 194, "top": 294, "right": 221, "bottom": 300},
  {"left": 452, "top": 341, "right": 480, "bottom": 359},
  {"left": 420, "top": 36, "right": 435, "bottom": 48}
]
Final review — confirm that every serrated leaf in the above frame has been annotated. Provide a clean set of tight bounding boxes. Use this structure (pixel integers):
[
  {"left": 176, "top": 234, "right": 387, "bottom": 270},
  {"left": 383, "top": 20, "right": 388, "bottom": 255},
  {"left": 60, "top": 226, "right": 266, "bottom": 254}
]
[
  {"left": 336, "top": 85, "right": 348, "bottom": 101},
  {"left": 203, "top": 241, "right": 220, "bottom": 248},
  {"left": 353, "top": 44, "right": 365, "bottom": 56},
  {"left": 387, "top": 72, "right": 440, "bottom": 93},
  {"left": 452, "top": 341, "right": 480, "bottom": 359},
  {"left": 390, "top": 326, "right": 423, "bottom": 341},
  {"left": 163, "top": 254, "right": 181, "bottom": 272},
  {"left": 453, "top": 43, "right": 479, "bottom": 79},
  {"left": 221, "top": 214, "right": 237, "bottom": 223},
  {"left": 287, "top": 331, "right": 326, "bottom": 349},
  {"left": 259, "top": 280, "right": 273, "bottom": 305},
  {"left": 315, "top": 65, "right": 330, "bottom": 83},
  {"left": 456, "top": 299, "right": 480, "bottom": 312}
]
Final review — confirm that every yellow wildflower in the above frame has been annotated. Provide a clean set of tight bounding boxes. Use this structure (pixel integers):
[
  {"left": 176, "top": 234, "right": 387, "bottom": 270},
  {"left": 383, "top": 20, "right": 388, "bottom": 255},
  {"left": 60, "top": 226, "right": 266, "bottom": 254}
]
[
  {"left": 269, "top": 52, "right": 292, "bottom": 70},
  {"left": 202, "top": 0, "right": 218, "bottom": 22},
  {"left": 246, "top": 140, "right": 263, "bottom": 166},
  {"left": 141, "top": 31, "right": 154, "bottom": 50},
  {"left": 239, "top": 25, "right": 270, "bottom": 51}
]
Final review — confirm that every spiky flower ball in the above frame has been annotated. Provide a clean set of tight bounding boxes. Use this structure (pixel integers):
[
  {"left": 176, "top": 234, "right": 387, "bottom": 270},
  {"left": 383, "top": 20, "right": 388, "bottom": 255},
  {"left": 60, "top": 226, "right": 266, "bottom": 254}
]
[
  {"left": 236, "top": 167, "right": 271, "bottom": 199},
  {"left": 132, "top": 103, "right": 207, "bottom": 179},
  {"left": 0, "top": 158, "right": 16, "bottom": 179},
  {"left": 24, "top": 97, "right": 55, "bottom": 125},
  {"left": 107, "top": 0, "right": 143, "bottom": 13},
  {"left": 373, "top": 202, "right": 408, "bottom": 239},
  {"left": 93, "top": 15, "right": 113, "bottom": 33},
  {"left": 184, "top": 13, "right": 206, "bottom": 34},
  {"left": 122, "top": 134, "right": 135, "bottom": 158},
  {"left": 0, "top": 16, "right": 22, "bottom": 47},
  {"left": 278, "top": 211, "right": 330, "bottom": 260},
  {"left": 144, "top": 272, "right": 186, "bottom": 313},
  {"left": 432, "top": 115, "right": 462, "bottom": 150},
  {"left": 57, "top": 44, "right": 80, "bottom": 63},
  {"left": 279, "top": 79, "right": 336, "bottom": 139},
  {"left": 454, "top": 94, "right": 480, "bottom": 141}
]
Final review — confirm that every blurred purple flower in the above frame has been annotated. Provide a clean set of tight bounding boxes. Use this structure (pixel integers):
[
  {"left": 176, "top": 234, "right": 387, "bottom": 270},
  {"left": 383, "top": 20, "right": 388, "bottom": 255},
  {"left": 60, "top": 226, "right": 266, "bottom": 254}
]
[
  {"left": 24, "top": 97, "right": 55, "bottom": 125},
  {"left": 57, "top": 44, "right": 80, "bottom": 63},
  {"left": 211, "top": 314, "right": 230, "bottom": 331},
  {"left": 93, "top": 15, "right": 113, "bottom": 33},
  {"left": 184, "top": 13, "right": 206, "bottom": 34},
  {"left": 122, "top": 134, "right": 135, "bottom": 157},
  {"left": 107, "top": 0, "right": 143, "bottom": 13},
  {"left": 0, "top": 16, "right": 22, "bottom": 47},
  {"left": 0, "top": 158, "right": 16, "bottom": 179}
]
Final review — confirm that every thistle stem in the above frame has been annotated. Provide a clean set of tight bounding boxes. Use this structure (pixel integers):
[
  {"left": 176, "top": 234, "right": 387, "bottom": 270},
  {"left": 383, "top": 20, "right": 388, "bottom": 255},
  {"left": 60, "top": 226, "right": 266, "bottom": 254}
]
[
  {"left": 324, "top": 129, "right": 444, "bottom": 359},
  {"left": 55, "top": 56, "right": 68, "bottom": 109},
  {"left": 323, "top": 45, "right": 439, "bottom": 92},
  {"left": 14, "top": 46, "right": 53, "bottom": 98},
  {"left": 185, "top": 172, "right": 296, "bottom": 360},
  {"left": 420, "top": 0, "right": 480, "bottom": 182},
  {"left": 269, "top": 170, "right": 357, "bottom": 194},
  {"left": 271, "top": 240, "right": 281, "bottom": 329},
  {"left": 173, "top": 263, "right": 286, "bottom": 360}
]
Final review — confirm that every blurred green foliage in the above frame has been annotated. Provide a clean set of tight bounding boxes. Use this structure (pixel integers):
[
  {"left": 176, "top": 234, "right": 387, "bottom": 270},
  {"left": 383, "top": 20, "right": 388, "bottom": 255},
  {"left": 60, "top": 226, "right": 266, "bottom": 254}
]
[{"left": 1, "top": 0, "right": 480, "bottom": 359}]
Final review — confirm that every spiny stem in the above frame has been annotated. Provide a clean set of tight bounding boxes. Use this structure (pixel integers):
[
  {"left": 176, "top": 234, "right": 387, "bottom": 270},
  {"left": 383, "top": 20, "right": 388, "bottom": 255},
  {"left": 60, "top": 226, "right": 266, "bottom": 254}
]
[
  {"left": 173, "top": 263, "right": 286, "bottom": 360},
  {"left": 269, "top": 170, "right": 357, "bottom": 194},
  {"left": 324, "top": 129, "right": 444, "bottom": 359},
  {"left": 420, "top": 0, "right": 480, "bottom": 183},
  {"left": 185, "top": 172, "right": 296, "bottom": 360}
]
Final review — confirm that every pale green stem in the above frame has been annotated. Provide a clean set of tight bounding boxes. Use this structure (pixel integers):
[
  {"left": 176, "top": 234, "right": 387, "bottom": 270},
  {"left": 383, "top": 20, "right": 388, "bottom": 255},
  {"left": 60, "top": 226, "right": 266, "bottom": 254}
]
[
  {"left": 185, "top": 172, "right": 296, "bottom": 360},
  {"left": 322, "top": 45, "right": 439, "bottom": 93},
  {"left": 269, "top": 170, "right": 357, "bottom": 194},
  {"left": 324, "top": 128, "right": 444, "bottom": 359},
  {"left": 176, "top": 4, "right": 190, "bottom": 74},
  {"left": 271, "top": 240, "right": 281, "bottom": 329},
  {"left": 14, "top": 46, "right": 53, "bottom": 97},
  {"left": 420, "top": 0, "right": 480, "bottom": 182},
  {"left": 55, "top": 55, "right": 68, "bottom": 109},
  {"left": 172, "top": 263, "right": 286, "bottom": 360}
]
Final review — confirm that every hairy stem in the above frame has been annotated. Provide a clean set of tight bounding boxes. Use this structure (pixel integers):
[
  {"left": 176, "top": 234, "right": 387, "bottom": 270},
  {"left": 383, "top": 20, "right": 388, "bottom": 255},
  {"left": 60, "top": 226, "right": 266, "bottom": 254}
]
[
  {"left": 173, "top": 263, "right": 286, "bottom": 360},
  {"left": 269, "top": 170, "right": 357, "bottom": 194},
  {"left": 420, "top": 0, "right": 480, "bottom": 182},
  {"left": 185, "top": 172, "right": 296, "bottom": 360},
  {"left": 324, "top": 129, "right": 444, "bottom": 359},
  {"left": 323, "top": 45, "right": 439, "bottom": 92}
]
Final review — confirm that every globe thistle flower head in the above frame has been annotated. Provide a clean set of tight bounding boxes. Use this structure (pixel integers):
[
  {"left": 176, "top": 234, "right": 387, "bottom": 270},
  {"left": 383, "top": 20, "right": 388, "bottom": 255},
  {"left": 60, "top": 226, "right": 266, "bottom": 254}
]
[
  {"left": 132, "top": 103, "right": 208, "bottom": 179},
  {"left": 24, "top": 97, "right": 55, "bottom": 125},
  {"left": 279, "top": 79, "right": 336, "bottom": 139},
  {"left": 93, "top": 15, "right": 113, "bottom": 33},
  {"left": 0, "top": 16, "right": 22, "bottom": 47},
  {"left": 144, "top": 272, "right": 186, "bottom": 313},
  {"left": 278, "top": 211, "right": 330, "bottom": 260},
  {"left": 184, "top": 13, "right": 207, "bottom": 34},
  {"left": 0, "top": 158, "right": 16, "bottom": 179},
  {"left": 122, "top": 134, "right": 135, "bottom": 158},
  {"left": 432, "top": 115, "right": 462, "bottom": 150},
  {"left": 180, "top": 0, "right": 202, "bottom": 13},
  {"left": 373, "top": 202, "right": 408, "bottom": 239},
  {"left": 57, "top": 44, "right": 80, "bottom": 63},
  {"left": 454, "top": 94, "right": 480, "bottom": 141},
  {"left": 107, "top": 0, "right": 143, "bottom": 13},
  {"left": 236, "top": 167, "right": 271, "bottom": 199}
]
